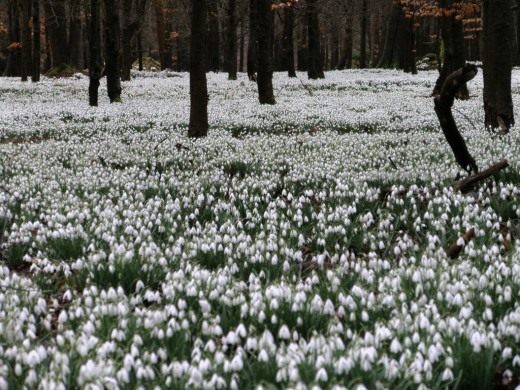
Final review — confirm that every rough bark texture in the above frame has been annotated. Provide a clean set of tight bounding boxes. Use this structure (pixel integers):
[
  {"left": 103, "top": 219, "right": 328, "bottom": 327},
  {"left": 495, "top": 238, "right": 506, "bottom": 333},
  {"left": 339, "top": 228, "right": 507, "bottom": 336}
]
[
  {"left": 89, "top": 0, "right": 102, "bottom": 106},
  {"left": 433, "top": 0, "right": 467, "bottom": 98},
  {"left": 482, "top": 0, "right": 515, "bottom": 131},
  {"left": 207, "top": 0, "right": 220, "bottom": 72},
  {"left": 31, "top": 0, "right": 40, "bottom": 82},
  {"left": 455, "top": 160, "right": 509, "bottom": 194},
  {"left": 434, "top": 64, "right": 478, "bottom": 173},
  {"left": 282, "top": 7, "right": 296, "bottom": 77},
  {"left": 247, "top": 0, "right": 257, "bottom": 81},
  {"left": 307, "top": 0, "right": 324, "bottom": 79},
  {"left": 189, "top": 0, "right": 209, "bottom": 138},
  {"left": 44, "top": 0, "right": 68, "bottom": 67},
  {"left": 256, "top": 0, "right": 275, "bottom": 104},
  {"left": 104, "top": 0, "right": 122, "bottom": 102},
  {"left": 226, "top": 0, "right": 237, "bottom": 80},
  {"left": 359, "top": 0, "right": 368, "bottom": 68},
  {"left": 20, "top": 0, "right": 31, "bottom": 81}
]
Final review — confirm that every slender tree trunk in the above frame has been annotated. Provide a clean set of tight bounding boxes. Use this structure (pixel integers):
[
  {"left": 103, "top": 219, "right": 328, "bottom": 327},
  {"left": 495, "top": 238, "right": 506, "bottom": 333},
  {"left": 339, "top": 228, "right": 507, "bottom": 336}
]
[
  {"left": 69, "top": 0, "right": 83, "bottom": 69},
  {"left": 89, "top": 0, "right": 102, "bottom": 106},
  {"left": 239, "top": 19, "right": 245, "bottom": 72},
  {"left": 360, "top": 0, "right": 368, "bottom": 68},
  {"left": 378, "top": 3, "right": 401, "bottom": 68},
  {"left": 44, "top": 0, "right": 68, "bottom": 67},
  {"left": 122, "top": 0, "right": 148, "bottom": 80},
  {"left": 153, "top": 0, "right": 173, "bottom": 69},
  {"left": 226, "top": 0, "right": 237, "bottom": 80},
  {"left": 433, "top": 0, "right": 467, "bottom": 98},
  {"left": 207, "top": 0, "right": 220, "bottom": 72},
  {"left": 257, "top": 0, "right": 275, "bottom": 103},
  {"left": 4, "top": 0, "right": 21, "bottom": 77},
  {"left": 282, "top": 7, "right": 296, "bottom": 77},
  {"left": 20, "top": 0, "right": 32, "bottom": 81},
  {"left": 189, "top": 0, "right": 208, "bottom": 137},
  {"left": 247, "top": 0, "right": 257, "bottom": 80},
  {"left": 104, "top": 0, "right": 122, "bottom": 102},
  {"left": 337, "top": 5, "right": 353, "bottom": 69},
  {"left": 482, "top": 0, "right": 515, "bottom": 131},
  {"left": 307, "top": 0, "right": 324, "bottom": 79},
  {"left": 31, "top": 0, "right": 40, "bottom": 82},
  {"left": 138, "top": 30, "right": 144, "bottom": 71}
]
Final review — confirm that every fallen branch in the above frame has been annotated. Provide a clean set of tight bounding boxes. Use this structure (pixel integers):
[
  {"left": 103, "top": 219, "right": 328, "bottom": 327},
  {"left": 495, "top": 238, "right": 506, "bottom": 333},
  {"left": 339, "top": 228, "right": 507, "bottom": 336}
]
[
  {"left": 446, "top": 228, "right": 475, "bottom": 259},
  {"left": 455, "top": 159, "right": 509, "bottom": 194}
]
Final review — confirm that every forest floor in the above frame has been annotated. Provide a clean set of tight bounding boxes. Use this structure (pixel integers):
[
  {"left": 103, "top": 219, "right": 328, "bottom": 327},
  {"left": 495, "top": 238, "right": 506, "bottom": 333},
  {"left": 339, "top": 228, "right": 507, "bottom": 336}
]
[{"left": 1, "top": 70, "right": 520, "bottom": 388}]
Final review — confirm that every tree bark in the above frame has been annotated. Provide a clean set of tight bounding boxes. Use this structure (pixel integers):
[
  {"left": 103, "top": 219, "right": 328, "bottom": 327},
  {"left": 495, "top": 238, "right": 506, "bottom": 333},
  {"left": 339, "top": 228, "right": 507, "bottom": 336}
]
[
  {"left": 31, "top": 0, "right": 40, "bottom": 82},
  {"left": 378, "top": 4, "right": 402, "bottom": 68},
  {"left": 433, "top": 0, "right": 467, "bottom": 98},
  {"left": 307, "top": 0, "right": 324, "bottom": 79},
  {"left": 89, "top": 0, "right": 102, "bottom": 106},
  {"left": 207, "top": 0, "right": 220, "bottom": 72},
  {"left": 189, "top": 0, "right": 209, "bottom": 138},
  {"left": 153, "top": 0, "right": 173, "bottom": 70},
  {"left": 434, "top": 65, "right": 478, "bottom": 173},
  {"left": 359, "top": 0, "right": 368, "bottom": 68},
  {"left": 69, "top": 0, "right": 83, "bottom": 69},
  {"left": 20, "top": 0, "right": 32, "bottom": 81},
  {"left": 4, "top": 0, "right": 21, "bottom": 77},
  {"left": 337, "top": 3, "right": 353, "bottom": 70},
  {"left": 247, "top": 0, "right": 257, "bottom": 80},
  {"left": 104, "top": 0, "right": 122, "bottom": 102},
  {"left": 482, "top": 0, "right": 515, "bottom": 131},
  {"left": 122, "top": 0, "right": 148, "bottom": 80},
  {"left": 44, "top": 0, "right": 68, "bottom": 67},
  {"left": 282, "top": 7, "right": 296, "bottom": 77},
  {"left": 256, "top": 0, "right": 275, "bottom": 103},
  {"left": 226, "top": 0, "right": 237, "bottom": 80}
]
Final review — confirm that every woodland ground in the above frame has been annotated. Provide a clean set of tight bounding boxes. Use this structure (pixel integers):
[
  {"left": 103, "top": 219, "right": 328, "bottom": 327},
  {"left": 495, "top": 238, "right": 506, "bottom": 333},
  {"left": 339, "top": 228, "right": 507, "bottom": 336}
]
[{"left": 1, "top": 70, "right": 520, "bottom": 389}]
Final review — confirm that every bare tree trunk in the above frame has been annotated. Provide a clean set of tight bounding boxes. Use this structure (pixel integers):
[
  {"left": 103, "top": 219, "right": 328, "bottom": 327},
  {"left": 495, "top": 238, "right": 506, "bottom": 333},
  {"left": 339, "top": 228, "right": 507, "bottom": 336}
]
[
  {"left": 239, "top": 19, "right": 245, "bottom": 72},
  {"left": 153, "top": 0, "right": 173, "bottom": 69},
  {"left": 359, "top": 0, "right": 368, "bottom": 68},
  {"left": 207, "top": 0, "right": 220, "bottom": 72},
  {"left": 189, "top": 0, "right": 208, "bottom": 137},
  {"left": 138, "top": 30, "right": 144, "bottom": 71},
  {"left": 122, "top": 0, "right": 148, "bottom": 80},
  {"left": 282, "top": 7, "right": 296, "bottom": 77},
  {"left": 378, "top": 3, "right": 401, "bottom": 68},
  {"left": 69, "top": 0, "right": 83, "bottom": 69},
  {"left": 104, "top": 0, "right": 122, "bottom": 102},
  {"left": 482, "top": 0, "right": 515, "bottom": 131},
  {"left": 20, "top": 0, "right": 32, "bottom": 81},
  {"left": 31, "top": 0, "right": 40, "bottom": 82},
  {"left": 89, "top": 0, "right": 102, "bottom": 106},
  {"left": 434, "top": 65, "right": 479, "bottom": 173},
  {"left": 257, "top": 0, "right": 275, "bottom": 103},
  {"left": 337, "top": 4, "right": 353, "bottom": 70},
  {"left": 247, "top": 0, "right": 257, "bottom": 80},
  {"left": 226, "top": 0, "right": 237, "bottom": 80},
  {"left": 433, "top": 0, "right": 467, "bottom": 98},
  {"left": 44, "top": 0, "right": 68, "bottom": 67},
  {"left": 307, "top": 0, "right": 324, "bottom": 79},
  {"left": 4, "top": 0, "right": 21, "bottom": 77}
]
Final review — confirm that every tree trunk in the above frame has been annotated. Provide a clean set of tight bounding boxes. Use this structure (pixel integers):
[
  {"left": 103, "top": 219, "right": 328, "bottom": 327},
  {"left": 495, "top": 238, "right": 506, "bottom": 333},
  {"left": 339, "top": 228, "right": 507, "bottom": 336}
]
[
  {"left": 104, "top": 0, "right": 122, "bottom": 102},
  {"left": 337, "top": 5, "right": 353, "bottom": 70},
  {"left": 377, "top": 4, "right": 402, "bottom": 68},
  {"left": 153, "top": 0, "right": 173, "bottom": 70},
  {"left": 89, "top": 0, "right": 102, "bottom": 106},
  {"left": 189, "top": 0, "right": 208, "bottom": 138},
  {"left": 434, "top": 65, "right": 478, "bottom": 173},
  {"left": 307, "top": 0, "right": 324, "bottom": 79},
  {"left": 69, "top": 0, "right": 83, "bottom": 69},
  {"left": 282, "top": 7, "right": 296, "bottom": 77},
  {"left": 359, "top": 0, "right": 368, "bottom": 68},
  {"left": 247, "top": 0, "right": 257, "bottom": 80},
  {"left": 122, "top": 0, "right": 148, "bottom": 80},
  {"left": 138, "top": 30, "right": 144, "bottom": 71},
  {"left": 226, "top": 0, "right": 237, "bottom": 80},
  {"left": 4, "top": 0, "right": 21, "bottom": 77},
  {"left": 207, "top": 0, "right": 220, "bottom": 72},
  {"left": 257, "top": 0, "right": 275, "bottom": 103},
  {"left": 31, "top": 0, "right": 40, "bottom": 82},
  {"left": 239, "top": 19, "right": 245, "bottom": 72},
  {"left": 44, "top": 0, "right": 68, "bottom": 67},
  {"left": 433, "top": 0, "right": 467, "bottom": 98},
  {"left": 482, "top": 0, "right": 515, "bottom": 131},
  {"left": 20, "top": 0, "right": 32, "bottom": 81}
]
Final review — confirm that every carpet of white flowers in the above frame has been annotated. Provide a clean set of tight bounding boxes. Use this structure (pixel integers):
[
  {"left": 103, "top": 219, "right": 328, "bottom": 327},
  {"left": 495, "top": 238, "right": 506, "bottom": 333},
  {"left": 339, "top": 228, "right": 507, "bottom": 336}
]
[{"left": 1, "top": 70, "right": 520, "bottom": 389}]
